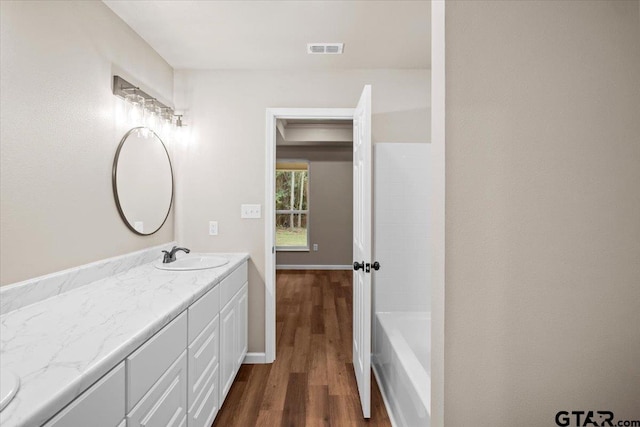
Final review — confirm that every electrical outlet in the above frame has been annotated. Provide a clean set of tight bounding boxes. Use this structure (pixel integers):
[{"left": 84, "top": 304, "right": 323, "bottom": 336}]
[
  {"left": 313, "top": 243, "right": 318, "bottom": 251},
  {"left": 209, "top": 221, "right": 218, "bottom": 235},
  {"left": 241, "top": 204, "right": 261, "bottom": 219}
]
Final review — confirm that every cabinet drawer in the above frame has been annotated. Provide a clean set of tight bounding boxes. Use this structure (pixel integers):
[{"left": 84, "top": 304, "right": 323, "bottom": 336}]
[
  {"left": 220, "top": 262, "right": 247, "bottom": 309},
  {"left": 188, "top": 364, "right": 219, "bottom": 427},
  {"left": 127, "top": 351, "right": 188, "bottom": 427},
  {"left": 188, "top": 314, "right": 219, "bottom": 409},
  {"left": 188, "top": 285, "right": 219, "bottom": 343},
  {"left": 127, "top": 311, "right": 187, "bottom": 411},
  {"left": 45, "top": 362, "right": 125, "bottom": 427}
]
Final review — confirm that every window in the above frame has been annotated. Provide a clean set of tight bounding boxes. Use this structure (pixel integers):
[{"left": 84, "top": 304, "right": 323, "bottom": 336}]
[{"left": 275, "top": 161, "right": 309, "bottom": 250}]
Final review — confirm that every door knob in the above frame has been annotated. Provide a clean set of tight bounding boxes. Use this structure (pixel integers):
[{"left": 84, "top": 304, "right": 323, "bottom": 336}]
[
  {"left": 353, "top": 261, "right": 365, "bottom": 271},
  {"left": 372, "top": 261, "right": 380, "bottom": 271}
]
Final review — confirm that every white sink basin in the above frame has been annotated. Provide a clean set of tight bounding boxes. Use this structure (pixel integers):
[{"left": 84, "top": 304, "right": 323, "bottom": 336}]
[
  {"left": 155, "top": 255, "right": 229, "bottom": 271},
  {"left": 0, "top": 369, "right": 20, "bottom": 412}
]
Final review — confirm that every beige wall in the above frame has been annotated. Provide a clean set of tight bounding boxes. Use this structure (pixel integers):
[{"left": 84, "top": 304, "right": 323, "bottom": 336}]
[
  {"left": 173, "top": 69, "right": 430, "bottom": 352},
  {"left": 0, "top": 1, "right": 175, "bottom": 286},
  {"left": 445, "top": 1, "right": 640, "bottom": 425},
  {"left": 276, "top": 146, "right": 353, "bottom": 266}
]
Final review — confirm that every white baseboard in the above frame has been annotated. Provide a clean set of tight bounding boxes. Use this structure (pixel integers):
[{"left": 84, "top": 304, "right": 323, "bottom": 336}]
[
  {"left": 276, "top": 264, "right": 352, "bottom": 270},
  {"left": 243, "top": 352, "right": 267, "bottom": 364},
  {"left": 373, "top": 363, "right": 399, "bottom": 427}
]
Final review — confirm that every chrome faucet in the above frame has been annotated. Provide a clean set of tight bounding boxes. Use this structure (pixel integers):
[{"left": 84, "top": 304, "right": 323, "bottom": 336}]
[{"left": 162, "top": 246, "right": 191, "bottom": 263}]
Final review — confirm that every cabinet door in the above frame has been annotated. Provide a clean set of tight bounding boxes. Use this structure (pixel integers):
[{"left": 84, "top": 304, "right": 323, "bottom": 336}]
[
  {"left": 127, "top": 351, "right": 188, "bottom": 427},
  {"left": 219, "top": 296, "right": 237, "bottom": 402},
  {"left": 236, "top": 283, "right": 248, "bottom": 367}
]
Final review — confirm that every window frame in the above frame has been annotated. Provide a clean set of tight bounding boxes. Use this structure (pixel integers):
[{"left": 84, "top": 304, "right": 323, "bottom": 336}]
[{"left": 275, "top": 159, "right": 310, "bottom": 252}]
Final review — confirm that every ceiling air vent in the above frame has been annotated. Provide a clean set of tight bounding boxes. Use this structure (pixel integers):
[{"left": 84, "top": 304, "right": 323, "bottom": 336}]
[{"left": 307, "top": 43, "right": 344, "bottom": 55}]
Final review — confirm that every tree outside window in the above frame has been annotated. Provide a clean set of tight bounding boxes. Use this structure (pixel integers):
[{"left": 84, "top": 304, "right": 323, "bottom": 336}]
[{"left": 275, "top": 161, "right": 309, "bottom": 249}]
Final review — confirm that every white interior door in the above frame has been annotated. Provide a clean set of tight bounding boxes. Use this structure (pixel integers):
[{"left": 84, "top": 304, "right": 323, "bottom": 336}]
[{"left": 352, "top": 85, "right": 372, "bottom": 418}]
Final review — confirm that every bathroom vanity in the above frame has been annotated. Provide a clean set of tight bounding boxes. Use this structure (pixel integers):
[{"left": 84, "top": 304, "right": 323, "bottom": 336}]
[{"left": 0, "top": 248, "right": 249, "bottom": 427}]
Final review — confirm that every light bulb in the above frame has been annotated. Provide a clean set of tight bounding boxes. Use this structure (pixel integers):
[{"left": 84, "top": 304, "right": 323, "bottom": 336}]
[
  {"left": 147, "top": 111, "right": 158, "bottom": 130},
  {"left": 127, "top": 95, "right": 143, "bottom": 125},
  {"left": 162, "top": 119, "right": 173, "bottom": 138}
]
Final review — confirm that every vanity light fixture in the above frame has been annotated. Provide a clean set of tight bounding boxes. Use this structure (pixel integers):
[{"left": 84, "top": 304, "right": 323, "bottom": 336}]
[{"left": 112, "top": 75, "right": 186, "bottom": 134}]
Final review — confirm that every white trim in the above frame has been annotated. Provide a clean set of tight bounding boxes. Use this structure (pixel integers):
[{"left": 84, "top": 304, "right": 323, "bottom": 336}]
[
  {"left": 242, "top": 352, "right": 267, "bottom": 364},
  {"left": 265, "top": 107, "right": 355, "bottom": 364},
  {"left": 265, "top": 110, "right": 277, "bottom": 364},
  {"left": 268, "top": 108, "right": 355, "bottom": 120},
  {"left": 276, "top": 265, "right": 352, "bottom": 270},
  {"left": 431, "top": 2, "right": 446, "bottom": 427},
  {"left": 372, "top": 363, "right": 399, "bottom": 427}
]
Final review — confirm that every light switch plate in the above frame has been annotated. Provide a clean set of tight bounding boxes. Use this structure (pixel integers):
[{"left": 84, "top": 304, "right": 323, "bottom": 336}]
[
  {"left": 209, "top": 221, "right": 218, "bottom": 235},
  {"left": 241, "top": 204, "right": 261, "bottom": 219},
  {"left": 313, "top": 244, "right": 318, "bottom": 251}
]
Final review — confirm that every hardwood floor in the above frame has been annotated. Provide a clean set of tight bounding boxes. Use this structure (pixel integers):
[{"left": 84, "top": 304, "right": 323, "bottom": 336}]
[{"left": 212, "top": 270, "right": 391, "bottom": 427}]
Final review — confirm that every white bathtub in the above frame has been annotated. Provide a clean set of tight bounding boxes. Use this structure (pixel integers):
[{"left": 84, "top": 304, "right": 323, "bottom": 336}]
[{"left": 373, "top": 312, "right": 430, "bottom": 427}]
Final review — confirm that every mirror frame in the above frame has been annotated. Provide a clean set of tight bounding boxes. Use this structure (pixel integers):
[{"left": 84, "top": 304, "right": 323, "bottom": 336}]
[{"left": 112, "top": 127, "right": 174, "bottom": 236}]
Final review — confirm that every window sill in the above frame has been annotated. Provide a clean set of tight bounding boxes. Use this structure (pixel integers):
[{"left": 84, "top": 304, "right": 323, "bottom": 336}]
[{"left": 276, "top": 247, "right": 310, "bottom": 252}]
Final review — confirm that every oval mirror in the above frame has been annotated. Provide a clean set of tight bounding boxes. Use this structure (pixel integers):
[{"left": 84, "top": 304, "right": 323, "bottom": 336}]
[{"left": 112, "top": 127, "right": 173, "bottom": 235}]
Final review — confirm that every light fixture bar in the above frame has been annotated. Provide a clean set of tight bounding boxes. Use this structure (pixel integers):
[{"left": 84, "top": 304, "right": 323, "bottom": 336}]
[{"left": 112, "top": 75, "right": 175, "bottom": 118}]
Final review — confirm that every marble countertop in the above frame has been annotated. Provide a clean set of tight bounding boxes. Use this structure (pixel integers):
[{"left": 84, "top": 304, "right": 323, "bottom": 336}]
[{"left": 0, "top": 253, "right": 250, "bottom": 427}]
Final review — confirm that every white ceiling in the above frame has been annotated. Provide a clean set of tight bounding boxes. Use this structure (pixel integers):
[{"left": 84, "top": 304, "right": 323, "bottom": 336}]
[{"left": 103, "top": 1, "right": 430, "bottom": 70}]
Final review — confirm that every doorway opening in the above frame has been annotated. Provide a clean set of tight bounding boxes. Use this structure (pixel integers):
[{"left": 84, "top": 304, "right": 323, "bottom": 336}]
[
  {"left": 264, "top": 108, "right": 356, "bottom": 363},
  {"left": 274, "top": 118, "right": 354, "bottom": 269}
]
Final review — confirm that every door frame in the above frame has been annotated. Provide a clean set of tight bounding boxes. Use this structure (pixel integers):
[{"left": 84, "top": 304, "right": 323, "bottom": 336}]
[{"left": 264, "top": 108, "right": 355, "bottom": 363}]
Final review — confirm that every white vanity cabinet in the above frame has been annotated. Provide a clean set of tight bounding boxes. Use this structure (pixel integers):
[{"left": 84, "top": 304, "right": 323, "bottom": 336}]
[{"left": 39, "top": 260, "right": 248, "bottom": 427}]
